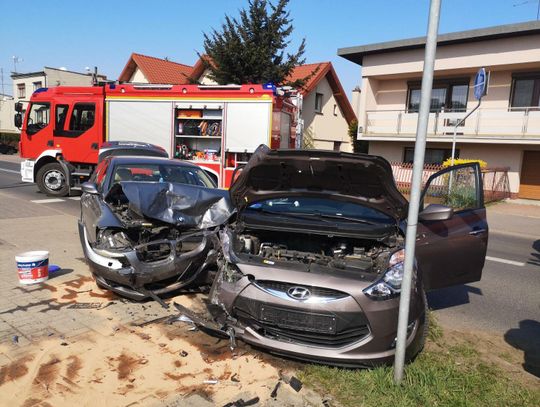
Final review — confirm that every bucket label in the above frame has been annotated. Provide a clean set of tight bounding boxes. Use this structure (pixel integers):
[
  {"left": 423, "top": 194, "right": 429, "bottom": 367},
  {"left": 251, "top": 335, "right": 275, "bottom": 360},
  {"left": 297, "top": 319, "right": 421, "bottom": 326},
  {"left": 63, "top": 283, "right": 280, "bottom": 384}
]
[{"left": 17, "top": 259, "right": 49, "bottom": 281}]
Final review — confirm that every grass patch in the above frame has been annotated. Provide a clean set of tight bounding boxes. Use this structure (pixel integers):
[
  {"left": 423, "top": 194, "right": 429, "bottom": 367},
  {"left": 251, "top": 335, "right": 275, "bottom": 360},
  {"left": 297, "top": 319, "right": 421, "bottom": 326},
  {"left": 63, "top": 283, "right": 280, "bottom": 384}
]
[{"left": 300, "top": 316, "right": 540, "bottom": 407}]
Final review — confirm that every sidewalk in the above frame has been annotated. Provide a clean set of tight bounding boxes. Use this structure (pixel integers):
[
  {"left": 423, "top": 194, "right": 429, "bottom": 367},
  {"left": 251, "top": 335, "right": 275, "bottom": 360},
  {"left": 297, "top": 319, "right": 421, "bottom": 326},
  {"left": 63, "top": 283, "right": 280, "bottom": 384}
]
[
  {"left": 487, "top": 201, "right": 540, "bottom": 238},
  {"left": 0, "top": 154, "right": 22, "bottom": 164}
]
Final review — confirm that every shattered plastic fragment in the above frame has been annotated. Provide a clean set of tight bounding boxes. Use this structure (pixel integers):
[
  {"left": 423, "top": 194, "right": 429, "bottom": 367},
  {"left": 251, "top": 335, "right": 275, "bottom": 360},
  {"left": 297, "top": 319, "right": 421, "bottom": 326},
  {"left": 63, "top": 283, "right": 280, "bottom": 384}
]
[
  {"left": 179, "top": 350, "right": 188, "bottom": 357},
  {"left": 289, "top": 376, "right": 303, "bottom": 392},
  {"left": 270, "top": 381, "right": 281, "bottom": 398},
  {"left": 203, "top": 379, "right": 218, "bottom": 384}
]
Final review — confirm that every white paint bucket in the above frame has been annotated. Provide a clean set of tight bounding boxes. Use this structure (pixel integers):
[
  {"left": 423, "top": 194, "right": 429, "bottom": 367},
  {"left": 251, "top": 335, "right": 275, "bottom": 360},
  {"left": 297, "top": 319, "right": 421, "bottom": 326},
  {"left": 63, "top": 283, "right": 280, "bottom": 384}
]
[{"left": 15, "top": 250, "right": 49, "bottom": 284}]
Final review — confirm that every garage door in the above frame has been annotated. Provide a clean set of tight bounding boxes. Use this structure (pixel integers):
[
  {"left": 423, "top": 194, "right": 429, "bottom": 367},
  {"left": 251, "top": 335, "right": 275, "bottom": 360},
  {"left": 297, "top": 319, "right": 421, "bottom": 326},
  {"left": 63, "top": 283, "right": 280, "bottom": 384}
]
[{"left": 519, "top": 151, "right": 540, "bottom": 199}]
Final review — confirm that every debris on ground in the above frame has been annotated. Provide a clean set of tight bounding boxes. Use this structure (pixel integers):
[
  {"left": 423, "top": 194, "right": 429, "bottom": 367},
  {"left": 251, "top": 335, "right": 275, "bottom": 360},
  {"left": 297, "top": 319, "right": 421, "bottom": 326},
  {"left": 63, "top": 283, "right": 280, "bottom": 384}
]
[
  {"left": 289, "top": 376, "right": 303, "bottom": 392},
  {"left": 270, "top": 381, "right": 281, "bottom": 398},
  {"left": 180, "top": 350, "right": 188, "bottom": 357},
  {"left": 230, "top": 373, "right": 240, "bottom": 382},
  {"left": 67, "top": 302, "right": 103, "bottom": 309},
  {"left": 12, "top": 335, "right": 18, "bottom": 344},
  {"left": 203, "top": 379, "right": 219, "bottom": 385},
  {"left": 222, "top": 396, "right": 260, "bottom": 407}
]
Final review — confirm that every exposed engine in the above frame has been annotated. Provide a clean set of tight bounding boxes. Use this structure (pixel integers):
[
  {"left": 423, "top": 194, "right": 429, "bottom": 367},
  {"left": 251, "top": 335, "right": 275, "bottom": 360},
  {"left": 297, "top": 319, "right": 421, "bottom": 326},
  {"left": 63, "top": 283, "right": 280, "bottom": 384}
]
[
  {"left": 93, "top": 202, "right": 203, "bottom": 263},
  {"left": 233, "top": 229, "right": 399, "bottom": 274}
]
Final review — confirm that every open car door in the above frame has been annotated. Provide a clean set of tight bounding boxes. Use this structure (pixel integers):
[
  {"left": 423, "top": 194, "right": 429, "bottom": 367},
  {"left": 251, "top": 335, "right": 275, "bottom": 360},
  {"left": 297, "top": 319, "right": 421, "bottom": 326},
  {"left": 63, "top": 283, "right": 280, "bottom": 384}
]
[{"left": 415, "top": 163, "right": 488, "bottom": 291}]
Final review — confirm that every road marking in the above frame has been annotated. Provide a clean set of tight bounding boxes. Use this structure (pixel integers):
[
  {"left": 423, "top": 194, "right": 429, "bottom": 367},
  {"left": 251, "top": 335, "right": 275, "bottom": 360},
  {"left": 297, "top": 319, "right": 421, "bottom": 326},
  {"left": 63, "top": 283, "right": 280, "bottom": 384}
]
[
  {"left": 30, "top": 198, "right": 65, "bottom": 203},
  {"left": 0, "top": 167, "right": 20, "bottom": 174},
  {"left": 69, "top": 197, "right": 81, "bottom": 201},
  {"left": 486, "top": 256, "right": 525, "bottom": 267}
]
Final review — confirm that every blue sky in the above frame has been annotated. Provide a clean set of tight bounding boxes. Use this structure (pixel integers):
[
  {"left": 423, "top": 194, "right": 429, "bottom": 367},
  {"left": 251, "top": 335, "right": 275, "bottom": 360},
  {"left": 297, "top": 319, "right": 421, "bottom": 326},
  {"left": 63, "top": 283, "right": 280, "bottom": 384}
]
[{"left": 1, "top": 0, "right": 539, "bottom": 98}]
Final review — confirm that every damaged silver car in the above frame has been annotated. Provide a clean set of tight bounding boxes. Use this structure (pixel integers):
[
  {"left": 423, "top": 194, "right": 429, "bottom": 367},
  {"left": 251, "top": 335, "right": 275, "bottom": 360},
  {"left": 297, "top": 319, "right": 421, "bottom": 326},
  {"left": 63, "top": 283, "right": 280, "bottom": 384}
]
[
  {"left": 177, "top": 145, "right": 488, "bottom": 367},
  {"left": 78, "top": 156, "right": 233, "bottom": 302}
]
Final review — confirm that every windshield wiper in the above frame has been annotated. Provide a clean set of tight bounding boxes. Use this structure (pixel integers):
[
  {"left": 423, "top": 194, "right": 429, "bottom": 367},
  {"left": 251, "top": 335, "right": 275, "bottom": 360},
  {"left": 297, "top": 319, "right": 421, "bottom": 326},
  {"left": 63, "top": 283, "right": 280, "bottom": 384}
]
[
  {"left": 288, "top": 211, "right": 377, "bottom": 225},
  {"left": 252, "top": 208, "right": 376, "bottom": 225}
]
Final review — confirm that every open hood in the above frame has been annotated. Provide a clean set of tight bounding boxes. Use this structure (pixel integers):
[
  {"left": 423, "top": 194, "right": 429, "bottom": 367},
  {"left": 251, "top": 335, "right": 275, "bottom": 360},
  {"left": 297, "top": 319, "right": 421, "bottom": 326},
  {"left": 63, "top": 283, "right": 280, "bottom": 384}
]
[
  {"left": 229, "top": 145, "right": 408, "bottom": 219},
  {"left": 106, "top": 182, "right": 234, "bottom": 229}
]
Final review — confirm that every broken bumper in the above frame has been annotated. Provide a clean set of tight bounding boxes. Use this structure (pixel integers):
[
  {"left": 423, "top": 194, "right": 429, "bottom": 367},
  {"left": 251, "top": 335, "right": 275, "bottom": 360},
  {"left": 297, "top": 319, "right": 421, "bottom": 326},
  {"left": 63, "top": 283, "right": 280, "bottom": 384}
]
[
  {"left": 201, "top": 264, "right": 426, "bottom": 367},
  {"left": 78, "top": 221, "right": 216, "bottom": 300}
]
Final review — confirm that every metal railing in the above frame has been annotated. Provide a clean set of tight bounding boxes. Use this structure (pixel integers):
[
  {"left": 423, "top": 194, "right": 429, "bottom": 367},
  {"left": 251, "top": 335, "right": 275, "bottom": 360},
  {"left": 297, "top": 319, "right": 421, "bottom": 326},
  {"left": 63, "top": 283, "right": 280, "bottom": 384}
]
[
  {"left": 390, "top": 162, "right": 510, "bottom": 203},
  {"left": 365, "top": 107, "right": 540, "bottom": 137}
]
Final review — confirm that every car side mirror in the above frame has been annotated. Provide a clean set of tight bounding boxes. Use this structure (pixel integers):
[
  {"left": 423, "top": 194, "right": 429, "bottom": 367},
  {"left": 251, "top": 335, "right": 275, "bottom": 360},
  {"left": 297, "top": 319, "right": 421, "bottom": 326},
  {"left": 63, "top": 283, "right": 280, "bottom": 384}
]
[
  {"left": 14, "top": 113, "right": 22, "bottom": 128},
  {"left": 419, "top": 204, "right": 454, "bottom": 221},
  {"left": 81, "top": 182, "right": 99, "bottom": 195},
  {"left": 15, "top": 102, "right": 23, "bottom": 113}
]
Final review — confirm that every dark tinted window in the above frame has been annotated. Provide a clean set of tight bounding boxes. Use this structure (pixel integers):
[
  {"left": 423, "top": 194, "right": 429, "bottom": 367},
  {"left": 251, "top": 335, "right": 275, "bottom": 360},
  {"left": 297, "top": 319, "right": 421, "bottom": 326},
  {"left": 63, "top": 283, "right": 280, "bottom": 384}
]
[
  {"left": 511, "top": 75, "right": 540, "bottom": 109},
  {"left": 55, "top": 104, "right": 68, "bottom": 131},
  {"left": 69, "top": 103, "right": 95, "bottom": 132},
  {"left": 247, "top": 197, "right": 393, "bottom": 223}
]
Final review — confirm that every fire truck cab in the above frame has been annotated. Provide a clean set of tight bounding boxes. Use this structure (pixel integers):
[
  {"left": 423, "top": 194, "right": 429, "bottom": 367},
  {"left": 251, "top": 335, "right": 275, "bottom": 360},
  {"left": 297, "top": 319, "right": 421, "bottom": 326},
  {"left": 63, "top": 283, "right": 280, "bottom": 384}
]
[{"left": 18, "top": 84, "right": 299, "bottom": 195}]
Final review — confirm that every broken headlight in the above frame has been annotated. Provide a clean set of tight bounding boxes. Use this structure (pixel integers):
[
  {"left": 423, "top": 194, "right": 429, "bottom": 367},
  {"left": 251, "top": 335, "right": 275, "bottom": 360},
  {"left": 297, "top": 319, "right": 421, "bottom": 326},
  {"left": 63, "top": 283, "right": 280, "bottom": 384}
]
[
  {"left": 363, "top": 249, "right": 409, "bottom": 300},
  {"left": 222, "top": 261, "right": 244, "bottom": 284}
]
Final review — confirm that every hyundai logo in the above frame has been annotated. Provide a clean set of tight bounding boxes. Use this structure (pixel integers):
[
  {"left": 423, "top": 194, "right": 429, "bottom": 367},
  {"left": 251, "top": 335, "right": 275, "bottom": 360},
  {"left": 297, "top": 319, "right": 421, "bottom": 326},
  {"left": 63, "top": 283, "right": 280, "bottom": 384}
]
[{"left": 287, "top": 286, "right": 311, "bottom": 300}]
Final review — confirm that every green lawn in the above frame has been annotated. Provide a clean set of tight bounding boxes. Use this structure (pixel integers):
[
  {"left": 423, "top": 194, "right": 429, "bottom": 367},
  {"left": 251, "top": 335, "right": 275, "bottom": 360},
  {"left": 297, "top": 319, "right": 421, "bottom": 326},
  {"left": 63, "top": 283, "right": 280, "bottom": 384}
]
[{"left": 300, "top": 316, "right": 540, "bottom": 407}]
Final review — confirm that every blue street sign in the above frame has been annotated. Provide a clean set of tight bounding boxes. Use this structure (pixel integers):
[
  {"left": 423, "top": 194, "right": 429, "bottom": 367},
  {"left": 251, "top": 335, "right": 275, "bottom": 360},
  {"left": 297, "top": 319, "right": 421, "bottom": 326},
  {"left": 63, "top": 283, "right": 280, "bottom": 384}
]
[{"left": 474, "top": 67, "right": 487, "bottom": 100}]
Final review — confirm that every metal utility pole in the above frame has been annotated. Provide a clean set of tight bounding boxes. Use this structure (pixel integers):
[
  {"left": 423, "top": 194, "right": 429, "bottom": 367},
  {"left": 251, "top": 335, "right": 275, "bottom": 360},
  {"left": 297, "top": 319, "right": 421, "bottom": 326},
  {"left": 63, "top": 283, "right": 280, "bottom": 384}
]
[{"left": 393, "top": 0, "right": 441, "bottom": 384}]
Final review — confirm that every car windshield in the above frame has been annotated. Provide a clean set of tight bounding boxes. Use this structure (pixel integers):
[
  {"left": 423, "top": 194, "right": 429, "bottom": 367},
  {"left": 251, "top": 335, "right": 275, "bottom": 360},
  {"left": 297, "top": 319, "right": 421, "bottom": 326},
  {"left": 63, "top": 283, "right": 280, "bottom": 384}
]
[
  {"left": 247, "top": 197, "right": 394, "bottom": 224},
  {"left": 112, "top": 163, "right": 216, "bottom": 188}
]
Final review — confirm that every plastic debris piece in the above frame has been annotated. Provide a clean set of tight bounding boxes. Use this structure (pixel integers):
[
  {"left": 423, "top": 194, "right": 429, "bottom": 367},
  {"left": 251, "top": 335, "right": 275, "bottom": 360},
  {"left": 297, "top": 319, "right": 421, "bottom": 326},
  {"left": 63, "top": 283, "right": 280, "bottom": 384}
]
[
  {"left": 180, "top": 350, "right": 188, "bottom": 357},
  {"left": 203, "top": 379, "right": 218, "bottom": 384},
  {"left": 48, "top": 265, "right": 61, "bottom": 273},
  {"left": 289, "top": 376, "right": 302, "bottom": 392},
  {"left": 222, "top": 396, "right": 260, "bottom": 407},
  {"left": 230, "top": 373, "right": 240, "bottom": 382},
  {"left": 270, "top": 381, "right": 281, "bottom": 398},
  {"left": 227, "top": 327, "right": 237, "bottom": 350},
  {"left": 12, "top": 335, "right": 18, "bottom": 344}
]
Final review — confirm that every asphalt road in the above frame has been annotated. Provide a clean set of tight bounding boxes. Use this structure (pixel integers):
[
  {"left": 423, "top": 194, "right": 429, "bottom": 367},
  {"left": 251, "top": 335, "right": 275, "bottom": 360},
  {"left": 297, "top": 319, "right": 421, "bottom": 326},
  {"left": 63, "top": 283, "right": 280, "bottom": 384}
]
[
  {"left": 1, "top": 156, "right": 539, "bottom": 374},
  {"left": 0, "top": 158, "right": 81, "bottom": 217}
]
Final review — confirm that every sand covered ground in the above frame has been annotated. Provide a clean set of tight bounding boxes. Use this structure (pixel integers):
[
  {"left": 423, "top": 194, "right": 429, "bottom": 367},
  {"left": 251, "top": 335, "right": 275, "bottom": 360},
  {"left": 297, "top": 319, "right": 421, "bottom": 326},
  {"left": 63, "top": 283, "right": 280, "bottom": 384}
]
[{"left": 0, "top": 276, "right": 324, "bottom": 406}]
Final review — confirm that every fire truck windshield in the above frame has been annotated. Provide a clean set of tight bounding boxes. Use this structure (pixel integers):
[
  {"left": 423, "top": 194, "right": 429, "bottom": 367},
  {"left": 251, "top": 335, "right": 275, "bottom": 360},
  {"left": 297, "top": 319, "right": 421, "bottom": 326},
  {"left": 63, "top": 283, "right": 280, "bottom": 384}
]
[{"left": 26, "top": 102, "right": 50, "bottom": 135}]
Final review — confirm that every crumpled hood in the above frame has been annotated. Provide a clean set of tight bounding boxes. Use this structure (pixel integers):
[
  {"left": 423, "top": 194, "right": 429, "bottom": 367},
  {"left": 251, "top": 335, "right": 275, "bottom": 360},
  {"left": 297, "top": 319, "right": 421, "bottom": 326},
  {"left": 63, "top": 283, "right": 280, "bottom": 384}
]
[
  {"left": 105, "top": 182, "right": 234, "bottom": 229},
  {"left": 230, "top": 145, "right": 408, "bottom": 219}
]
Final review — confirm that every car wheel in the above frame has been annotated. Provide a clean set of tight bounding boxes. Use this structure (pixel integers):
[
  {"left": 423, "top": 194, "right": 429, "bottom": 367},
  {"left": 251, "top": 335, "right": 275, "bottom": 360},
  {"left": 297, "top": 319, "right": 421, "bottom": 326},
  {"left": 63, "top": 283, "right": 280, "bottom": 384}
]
[
  {"left": 417, "top": 287, "right": 429, "bottom": 352},
  {"left": 36, "top": 162, "right": 69, "bottom": 196}
]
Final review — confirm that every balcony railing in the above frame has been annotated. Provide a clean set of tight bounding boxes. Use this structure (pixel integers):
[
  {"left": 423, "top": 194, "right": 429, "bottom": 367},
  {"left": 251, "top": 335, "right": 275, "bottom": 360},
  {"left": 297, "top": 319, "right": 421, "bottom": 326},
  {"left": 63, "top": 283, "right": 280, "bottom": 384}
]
[{"left": 364, "top": 108, "right": 540, "bottom": 138}]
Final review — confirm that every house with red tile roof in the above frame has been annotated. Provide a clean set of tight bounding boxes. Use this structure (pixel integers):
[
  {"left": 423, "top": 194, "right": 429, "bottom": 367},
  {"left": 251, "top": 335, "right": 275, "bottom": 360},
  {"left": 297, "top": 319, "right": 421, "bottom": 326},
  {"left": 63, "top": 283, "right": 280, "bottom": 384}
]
[
  {"left": 119, "top": 53, "right": 356, "bottom": 151},
  {"left": 118, "top": 53, "right": 194, "bottom": 84}
]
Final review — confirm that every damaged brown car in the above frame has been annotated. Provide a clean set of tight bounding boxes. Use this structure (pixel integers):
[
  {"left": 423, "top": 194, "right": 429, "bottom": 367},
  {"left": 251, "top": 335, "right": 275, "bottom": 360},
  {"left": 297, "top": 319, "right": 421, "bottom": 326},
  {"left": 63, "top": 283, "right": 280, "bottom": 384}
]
[
  {"left": 178, "top": 145, "right": 488, "bottom": 367},
  {"left": 78, "top": 156, "right": 233, "bottom": 302}
]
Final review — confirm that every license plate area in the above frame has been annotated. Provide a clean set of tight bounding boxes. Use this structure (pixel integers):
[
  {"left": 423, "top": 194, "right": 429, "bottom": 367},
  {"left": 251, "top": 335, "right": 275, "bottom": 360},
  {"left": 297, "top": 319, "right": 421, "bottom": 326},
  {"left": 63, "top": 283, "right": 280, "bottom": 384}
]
[{"left": 259, "top": 304, "right": 337, "bottom": 334}]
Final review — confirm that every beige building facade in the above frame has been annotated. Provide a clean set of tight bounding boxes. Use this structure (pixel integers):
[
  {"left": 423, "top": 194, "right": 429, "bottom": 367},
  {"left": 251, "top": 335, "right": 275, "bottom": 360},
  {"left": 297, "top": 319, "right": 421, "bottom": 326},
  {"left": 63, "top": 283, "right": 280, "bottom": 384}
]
[{"left": 339, "top": 21, "right": 540, "bottom": 199}]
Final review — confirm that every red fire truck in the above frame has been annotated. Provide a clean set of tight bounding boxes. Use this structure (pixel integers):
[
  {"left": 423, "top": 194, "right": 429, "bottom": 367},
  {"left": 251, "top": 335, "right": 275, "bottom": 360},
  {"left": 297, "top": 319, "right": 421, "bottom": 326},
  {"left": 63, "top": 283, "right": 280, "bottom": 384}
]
[{"left": 16, "top": 83, "right": 299, "bottom": 195}]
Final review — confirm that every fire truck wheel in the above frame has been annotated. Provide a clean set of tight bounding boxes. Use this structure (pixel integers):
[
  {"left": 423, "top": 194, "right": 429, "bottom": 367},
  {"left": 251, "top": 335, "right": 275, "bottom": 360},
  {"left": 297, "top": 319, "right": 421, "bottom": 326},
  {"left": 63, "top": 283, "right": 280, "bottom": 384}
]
[{"left": 36, "top": 162, "right": 69, "bottom": 196}]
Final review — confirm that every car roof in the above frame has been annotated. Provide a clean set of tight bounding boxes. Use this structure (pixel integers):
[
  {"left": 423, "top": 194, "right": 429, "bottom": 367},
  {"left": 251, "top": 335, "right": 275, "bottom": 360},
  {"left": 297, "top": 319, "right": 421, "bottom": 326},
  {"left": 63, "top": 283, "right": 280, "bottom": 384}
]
[{"left": 108, "top": 156, "right": 198, "bottom": 167}]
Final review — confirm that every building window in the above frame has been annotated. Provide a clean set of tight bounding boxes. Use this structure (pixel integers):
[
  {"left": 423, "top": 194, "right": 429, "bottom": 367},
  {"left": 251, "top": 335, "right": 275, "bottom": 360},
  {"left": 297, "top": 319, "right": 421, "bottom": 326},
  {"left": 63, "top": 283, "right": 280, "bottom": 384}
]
[
  {"left": 407, "top": 79, "right": 469, "bottom": 113},
  {"left": 17, "top": 84, "right": 25, "bottom": 99},
  {"left": 333, "top": 141, "right": 341, "bottom": 151},
  {"left": 315, "top": 93, "right": 323, "bottom": 113},
  {"left": 33, "top": 81, "right": 43, "bottom": 91},
  {"left": 510, "top": 73, "right": 540, "bottom": 109},
  {"left": 403, "top": 147, "right": 458, "bottom": 164}
]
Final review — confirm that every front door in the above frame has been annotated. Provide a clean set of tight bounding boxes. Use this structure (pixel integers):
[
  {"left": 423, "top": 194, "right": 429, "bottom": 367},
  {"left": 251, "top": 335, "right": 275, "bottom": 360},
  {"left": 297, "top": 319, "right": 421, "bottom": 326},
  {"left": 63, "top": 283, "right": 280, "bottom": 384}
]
[
  {"left": 416, "top": 163, "right": 488, "bottom": 291},
  {"left": 21, "top": 102, "right": 52, "bottom": 158},
  {"left": 53, "top": 98, "right": 102, "bottom": 163}
]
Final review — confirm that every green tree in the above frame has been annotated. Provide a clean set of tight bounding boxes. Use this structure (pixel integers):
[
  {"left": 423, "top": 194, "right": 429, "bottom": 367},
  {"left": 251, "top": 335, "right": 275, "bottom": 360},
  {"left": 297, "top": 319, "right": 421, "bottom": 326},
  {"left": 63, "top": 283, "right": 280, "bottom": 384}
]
[
  {"left": 348, "top": 119, "right": 368, "bottom": 153},
  {"left": 200, "top": 0, "right": 312, "bottom": 86}
]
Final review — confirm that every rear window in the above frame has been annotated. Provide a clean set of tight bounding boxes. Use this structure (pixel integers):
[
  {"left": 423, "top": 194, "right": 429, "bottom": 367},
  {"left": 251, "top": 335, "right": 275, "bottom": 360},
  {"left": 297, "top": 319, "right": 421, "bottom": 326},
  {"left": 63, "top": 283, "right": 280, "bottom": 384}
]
[
  {"left": 247, "top": 197, "right": 393, "bottom": 223},
  {"left": 112, "top": 163, "right": 216, "bottom": 188},
  {"left": 98, "top": 148, "right": 168, "bottom": 162}
]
